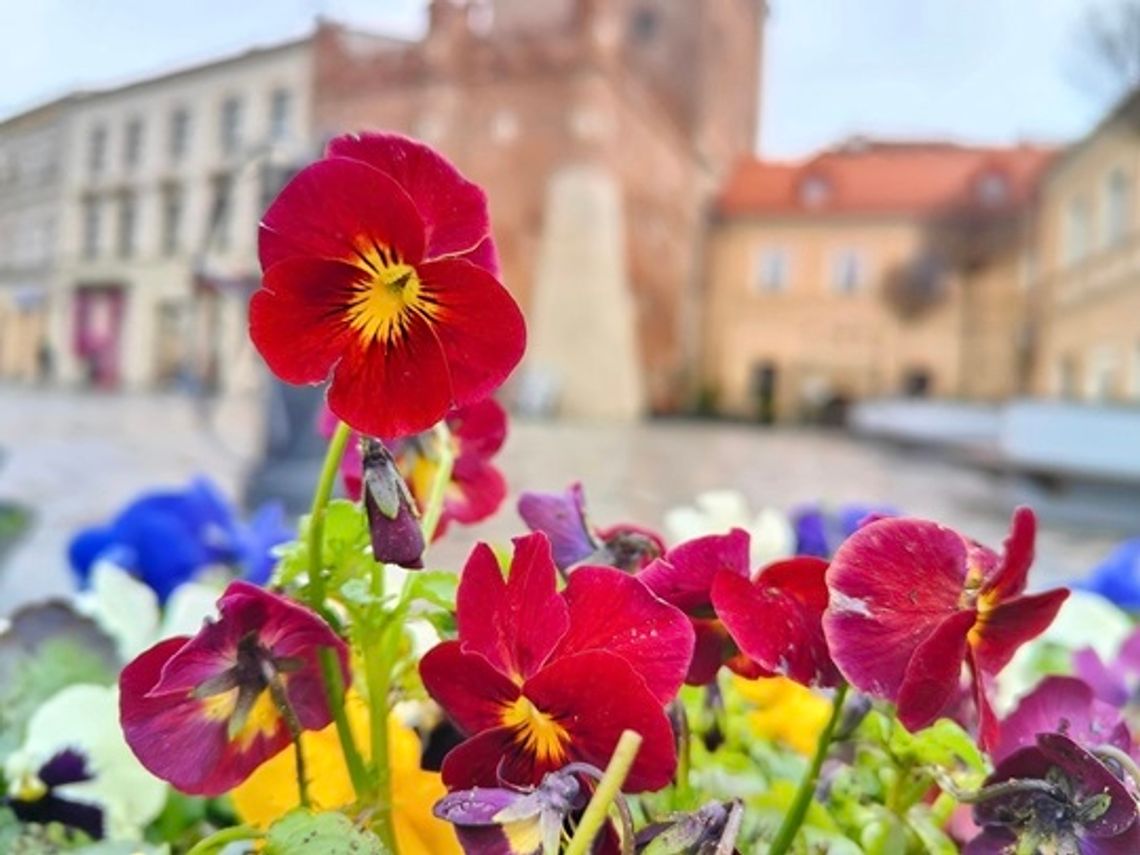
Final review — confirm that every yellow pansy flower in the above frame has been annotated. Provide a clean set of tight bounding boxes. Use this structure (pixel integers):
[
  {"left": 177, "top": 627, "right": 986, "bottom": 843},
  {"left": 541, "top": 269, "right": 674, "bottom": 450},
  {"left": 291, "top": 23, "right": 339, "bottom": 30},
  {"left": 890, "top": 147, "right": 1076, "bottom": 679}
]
[
  {"left": 231, "top": 693, "right": 459, "bottom": 854},
  {"left": 732, "top": 675, "right": 831, "bottom": 756}
]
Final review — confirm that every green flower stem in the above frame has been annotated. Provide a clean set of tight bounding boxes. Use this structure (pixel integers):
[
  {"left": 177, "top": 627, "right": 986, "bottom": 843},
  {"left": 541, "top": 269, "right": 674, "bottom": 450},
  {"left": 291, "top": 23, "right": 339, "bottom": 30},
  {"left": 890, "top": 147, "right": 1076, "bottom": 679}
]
[
  {"left": 268, "top": 678, "right": 310, "bottom": 808},
  {"left": 362, "top": 561, "right": 399, "bottom": 854},
  {"left": 185, "top": 825, "right": 263, "bottom": 855},
  {"left": 565, "top": 729, "right": 643, "bottom": 855},
  {"left": 306, "top": 419, "right": 370, "bottom": 800},
  {"left": 419, "top": 421, "right": 455, "bottom": 542},
  {"left": 767, "top": 682, "right": 849, "bottom": 855}
]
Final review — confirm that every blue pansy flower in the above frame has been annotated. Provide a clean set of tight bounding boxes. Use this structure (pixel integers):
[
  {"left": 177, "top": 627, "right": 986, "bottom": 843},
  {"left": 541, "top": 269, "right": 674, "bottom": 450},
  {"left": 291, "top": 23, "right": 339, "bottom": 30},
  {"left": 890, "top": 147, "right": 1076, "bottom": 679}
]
[
  {"left": 68, "top": 477, "right": 291, "bottom": 602},
  {"left": 792, "top": 503, "right": 898, "bottom": 558},
  {"left": 1076, "top": 538, "right": 1140, "bottom": 609}
]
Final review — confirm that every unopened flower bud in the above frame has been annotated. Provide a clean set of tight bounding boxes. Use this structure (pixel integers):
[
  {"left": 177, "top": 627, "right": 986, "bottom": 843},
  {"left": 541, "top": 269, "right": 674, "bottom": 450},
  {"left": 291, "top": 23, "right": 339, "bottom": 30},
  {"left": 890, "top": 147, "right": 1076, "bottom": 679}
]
[{"left": 362, "top": 438, "right": 424, "bottom": 569}]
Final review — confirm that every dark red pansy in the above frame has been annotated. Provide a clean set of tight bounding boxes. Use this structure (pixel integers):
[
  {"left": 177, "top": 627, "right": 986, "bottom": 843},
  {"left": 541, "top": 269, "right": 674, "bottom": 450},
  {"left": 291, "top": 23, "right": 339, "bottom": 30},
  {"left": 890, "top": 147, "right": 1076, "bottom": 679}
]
[
  {"left": 993, "top": 676, "right": 1132, "bottom": 764},
  {"left": 419, "top": 533, "right": 693, "bottom": 792},
  {"left": 638, "top": 529, "right": 838, "bottom": 687},
  {"left": 119, "top": 581, "right": 349, "bottom": 796},
  {"left": 321, "top": 398, "right": 508, "bottom": 541},
  {"left": 254, "top": 133, "right": 524, "bottom": 439},
  {"left": 823, "top": 507, "right": 1068, "bottom": 748}
]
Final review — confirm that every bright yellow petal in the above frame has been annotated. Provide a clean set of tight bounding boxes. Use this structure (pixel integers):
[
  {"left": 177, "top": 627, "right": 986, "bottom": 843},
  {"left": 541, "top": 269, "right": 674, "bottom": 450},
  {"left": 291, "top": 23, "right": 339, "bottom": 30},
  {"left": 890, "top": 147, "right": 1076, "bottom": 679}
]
[
  {"left": 232, "top": 692, "right": 460, "bottom": 854},
  {"left": 731, "top": 675, "right": 832, "bottom": 755}
]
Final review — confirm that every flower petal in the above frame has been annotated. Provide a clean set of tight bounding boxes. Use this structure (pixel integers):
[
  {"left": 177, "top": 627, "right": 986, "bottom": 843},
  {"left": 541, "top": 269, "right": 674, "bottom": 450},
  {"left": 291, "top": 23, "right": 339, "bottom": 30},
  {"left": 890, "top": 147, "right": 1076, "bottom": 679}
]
[
  {"left": 445, "top": 457, "right": 508, "bottom": 527},
  {"left": 638, "top": 529, "right": 751, "bottom": 614},
  {"left": 994, "top": 675, "right": 1132, "bottom": 763},
  {"left": 687, "top": 619, "right": 734, "bottom": 685},
  {"left": 895, "top": 609, "right": 975, "bottom": 732},
  {"left": 1037, "top": 733, "right": 1137, "bottom": 837},
  {"left": 250, "top": 258, "right": 369, "bottom": 385},
  {"left": 120, "top": 637, "right": 289, "bottom": 795},
  {"left": 325, "top": 314, "right": 454, "bottom": 440},
  {"left": 712, "top": 558, "right": 839, "bottom": 688},
  {"left": 451, "top": 397, "right": 508, "bottom": 459},
  {"left": 441, "top": 726, "right": 521, "bottom": 790},
  {"left": 420, "top": 642, "right": 521, "bottom": 735},
  {"left": 824, "top": 517, "right": 968, "bottom": 699},
  {"left": 523, "top": 651, "right": 677, "bottom": 793},
  {"left": 457, "top": 535, "right": 570, "bottom": 682},
  {"left": 972, "top": 588, "right": 1070, "bottom": 678},
  {"left": 981, "top": 507, "right": 1036, "bottom": 601},
  {"left": 259, "top": 156, "right": 425, "bottom": 269},
  {"left": 517, "top": 484, "right": 596, "bottom": 570},
  {"left": 415, "top": 258, "right": 526, "bottom": 408},
  {"left": 325, "top": 133, "right": 493, "bottom": 266},
  {"left": 553, "top": 566, "right": 695, "bottom": 704}
]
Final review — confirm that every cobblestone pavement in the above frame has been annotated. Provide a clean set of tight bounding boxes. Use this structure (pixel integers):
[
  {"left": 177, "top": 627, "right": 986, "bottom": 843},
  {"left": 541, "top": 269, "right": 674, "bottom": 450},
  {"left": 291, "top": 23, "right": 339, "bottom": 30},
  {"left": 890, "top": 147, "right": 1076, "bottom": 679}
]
[{"left": 0, "top": 387, "right": 1123, "bottom": 614}]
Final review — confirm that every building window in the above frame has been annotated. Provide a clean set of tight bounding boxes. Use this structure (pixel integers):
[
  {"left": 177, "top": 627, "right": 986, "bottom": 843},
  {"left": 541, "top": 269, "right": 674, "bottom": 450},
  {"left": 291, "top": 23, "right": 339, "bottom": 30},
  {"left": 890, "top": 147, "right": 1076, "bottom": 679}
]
[
  {"left": 208, "top": 172, "right": 234, "bottom": 250},
  {"left": 1064, "top": 196, "right": 1090, "bottom": 265},
  {"left": 1104, "top": 167, "right": 1131, "bottom": 248},
  {"left": 117, "top": 191, "right": 137, "bottom": 258},
  {"left": 169, "top": 108, "right": 190, "bottom": 161},
  {"left": 830, "top": 248, "right": 866, "bottom": 294},
  {"left": 753, "top": 247, "right": 789, "bottom": 293},
  {"left": 268, "top": 89, "right": 292, "bottom": 141},
  {"left": 161, "top": 184, "right": 183, "bottom": 256},
  {"left": 1086, "top": 345, "right": 1118, "bottom": 402},
  {"left": 123, "top": 118, "right": 144, "bottom": 169},
  {"left": 220, "top": 96, "right": 243, "bottom": 156},
  {"left": 976, "top": 172, "right": 1008, "bottom": 207},
  {"left": 630, "top": 7, "right": 660, "bottom": 42},
  {"left": 88, "top": 125, "right": 107, "bottom": 175},
  {"left": 81, "top": 195, "right": 100, "bottom": 259}
]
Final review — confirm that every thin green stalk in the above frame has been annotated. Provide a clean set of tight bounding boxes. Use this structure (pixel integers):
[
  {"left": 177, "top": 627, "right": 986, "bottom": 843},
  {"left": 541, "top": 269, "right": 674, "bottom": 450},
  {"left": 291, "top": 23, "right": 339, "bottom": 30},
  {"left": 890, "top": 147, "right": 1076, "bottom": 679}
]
[
  {"left": 185, "top": 825, "right": 262, "bottom": 855},
  {"left": 267, "top": 678, "right": 310, "bottom": 808},
  {"left": 306, "top": 419, "right": 370, "bottom": 799},
  {"left": 363, "top": 562, "right": 399, "bottom": 854},
  {"left": 419, "top": 422, "right": 455, "bottom": 542},
  {"left": 767, "top": 682, "right": 849, "bottom": 855},
  {"left": 565, "top": 730, "right": 643, "bottom": 855}
]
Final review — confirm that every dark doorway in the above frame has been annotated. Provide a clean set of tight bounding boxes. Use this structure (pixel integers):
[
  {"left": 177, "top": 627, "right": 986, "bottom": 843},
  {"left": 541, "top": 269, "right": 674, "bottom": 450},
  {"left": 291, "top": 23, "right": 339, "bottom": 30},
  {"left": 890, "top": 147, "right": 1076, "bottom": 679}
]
[{"left": 751, "top": 361, "right": 778, "bottom": 424}]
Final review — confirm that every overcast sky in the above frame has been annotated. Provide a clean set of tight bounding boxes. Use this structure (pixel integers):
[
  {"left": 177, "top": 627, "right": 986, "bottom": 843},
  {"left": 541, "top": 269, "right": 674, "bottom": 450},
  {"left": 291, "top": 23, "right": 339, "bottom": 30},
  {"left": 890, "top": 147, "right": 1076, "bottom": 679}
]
[{"left": 0, "top": 0, "right": 1123, "bottom": 158}]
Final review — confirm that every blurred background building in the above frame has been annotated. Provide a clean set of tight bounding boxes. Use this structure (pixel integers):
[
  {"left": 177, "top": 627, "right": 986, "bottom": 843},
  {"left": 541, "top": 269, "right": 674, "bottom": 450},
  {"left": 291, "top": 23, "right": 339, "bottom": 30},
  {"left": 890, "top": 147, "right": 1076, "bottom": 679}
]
[{"left": 1, "top": 0, "right": 1140, "bottom": 427}]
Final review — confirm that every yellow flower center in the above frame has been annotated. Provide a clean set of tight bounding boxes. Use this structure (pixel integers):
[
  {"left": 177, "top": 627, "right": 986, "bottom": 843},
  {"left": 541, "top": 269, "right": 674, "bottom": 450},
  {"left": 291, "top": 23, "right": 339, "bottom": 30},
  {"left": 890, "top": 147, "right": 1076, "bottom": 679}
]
[
  {"left": 345, "top": 248, "right": 434, "bottom": 345},
  {"left": 201, "top": 687, "right": 282, "bottom": 749},
  {"left": 500, "top": 696, "right": 569, "bottom": 763}
]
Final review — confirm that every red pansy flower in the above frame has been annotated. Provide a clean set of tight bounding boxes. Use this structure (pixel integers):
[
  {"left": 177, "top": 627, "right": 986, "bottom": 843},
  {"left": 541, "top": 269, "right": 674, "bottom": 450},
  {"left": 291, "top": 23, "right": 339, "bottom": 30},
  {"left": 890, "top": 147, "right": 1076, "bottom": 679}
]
[
  {"left": 823, "top": 508, "right": 1068, "bottom": 748},
  {"left": 321, "top": 397, "right": 508, "bottom": 540},
  {"left": 119, "top": 581, "right": 349, "bottom": 795},
  {"left": 419, "top": 532, "right": 694, "bottom": 792},
  {"left": 253, "top": 132, "right": 526, "bottom": 439},
  {"left": 638, "top": 529, "right": 838, "bottom": 687}
]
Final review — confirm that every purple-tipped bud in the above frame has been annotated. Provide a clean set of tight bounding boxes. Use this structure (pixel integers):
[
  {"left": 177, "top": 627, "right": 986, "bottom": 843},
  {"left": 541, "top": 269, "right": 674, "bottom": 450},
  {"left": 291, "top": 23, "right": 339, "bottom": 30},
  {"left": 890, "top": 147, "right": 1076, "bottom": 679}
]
[{"left": 362, "top": 438, "right": 424, "bottom": 569}]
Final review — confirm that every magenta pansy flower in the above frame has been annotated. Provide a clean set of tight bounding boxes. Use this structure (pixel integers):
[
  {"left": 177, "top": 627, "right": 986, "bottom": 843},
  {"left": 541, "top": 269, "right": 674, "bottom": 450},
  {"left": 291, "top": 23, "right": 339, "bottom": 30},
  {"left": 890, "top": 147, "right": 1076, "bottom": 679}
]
[
  {"left": 119, "top": 581, "right": 349, "bottom": 795},
  {"left": 823, "top": 508, "right": 1068, "bottom": 748}
]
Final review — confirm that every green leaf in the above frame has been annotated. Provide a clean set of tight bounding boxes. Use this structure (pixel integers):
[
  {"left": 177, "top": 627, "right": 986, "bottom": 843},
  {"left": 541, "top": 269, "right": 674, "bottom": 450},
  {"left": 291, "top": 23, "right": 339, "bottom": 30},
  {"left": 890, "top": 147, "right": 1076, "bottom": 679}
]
[
  {"left": 403, "top": 570, "right": 458, "bottom": 612},
  {"left": 905, "top": 806, "right": 958, "bottom": 855},
  {"left": 888, "top": 718, "right": 987, "bottom": 775},
  {"left": 264, "top": 810, "right": 389, "bottom": 855}
]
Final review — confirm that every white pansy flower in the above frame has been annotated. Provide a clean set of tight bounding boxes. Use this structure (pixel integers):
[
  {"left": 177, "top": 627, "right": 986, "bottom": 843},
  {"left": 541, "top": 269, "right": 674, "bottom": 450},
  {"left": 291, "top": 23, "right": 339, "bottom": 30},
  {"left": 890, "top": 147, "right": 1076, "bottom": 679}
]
[{"left": 665, "top": 490, "right": 794, "bottom": 566}]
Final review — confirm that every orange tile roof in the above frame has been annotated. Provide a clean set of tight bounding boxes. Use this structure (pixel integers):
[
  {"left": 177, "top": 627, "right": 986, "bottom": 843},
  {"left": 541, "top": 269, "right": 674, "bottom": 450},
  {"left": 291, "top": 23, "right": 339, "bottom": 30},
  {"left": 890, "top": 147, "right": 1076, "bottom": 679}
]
[{"left": 717, "top": 139, "right": 1058, "bottom": 218}]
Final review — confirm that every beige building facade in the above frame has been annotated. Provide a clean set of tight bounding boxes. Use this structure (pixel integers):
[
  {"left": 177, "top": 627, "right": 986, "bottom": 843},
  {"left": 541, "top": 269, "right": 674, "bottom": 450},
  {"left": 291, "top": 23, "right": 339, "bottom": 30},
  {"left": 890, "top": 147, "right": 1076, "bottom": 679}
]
[
  {"left": 1034, "top": 92, "right": 1140, "bottom": 404},
  {"left": 703, "top": 141, "right": 1051, "bottom": 422}
]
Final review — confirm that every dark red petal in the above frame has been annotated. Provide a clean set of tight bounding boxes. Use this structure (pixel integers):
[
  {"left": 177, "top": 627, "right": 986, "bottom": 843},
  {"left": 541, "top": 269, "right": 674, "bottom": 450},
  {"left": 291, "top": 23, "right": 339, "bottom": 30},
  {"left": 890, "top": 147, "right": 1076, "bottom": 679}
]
[
  {"left": 325, "top": 133, "right": 493, "bottom": 265},
  {"left": 687, "top": 619, "right": 735, "bottom": 685},
  {"left": 420, "top": 642, "right": 521, "bottom": 735},
  {"left": 972, "top": 588, "right": 1070, "bottom": 677},
  {"left": 981, "top": 506, "right": 1036, "bottom": 601},
  {"left": 524, "top": 651, "right": 678, "bottom": 793},
  {"left": 553, "top": 566, "right": 694, "bottom": 704},
  {"left": 458, "top": 235, "right": 501, "bottom": 279},
  {"left": 895, "top": 609, "right": 975, "bottom": 732},
  {"left": 415, "top": 259, "right": 526, "bottom": 408},
  {"left": 120, "top": 637, "right": 290, "bottom": 795},
  {"left": 249, "top": 259, "right": 367, "bottom": 384},
  {"left": 444, "top": 458, "right": 507, "bottom": 526},
  {"left": 637, "top": 529, "right": 751, "bottom": 614},
  {"left": 441, "top": 726, "right": 521, "bottom": 790},
  {"left": 995, "top": 675, "right": 1132, "bottom": 763},
  {"left": 712, "top": 560, "right": 839, "bottom": 688},
  {"left": 449, "top": 397, "right": 508, "bottom": 459},
  {"left": 1037, "top": 733, "right": 1138, "bottom": 837},
  {"left": 823, "top": 517, "right": 968, "bottom": 700},
  {"left": 325, "top": 316, "right": 454, "bottom": 440},
  {"left": 457, "top": 535, "right": 569, "bottom": 682},
  {"left": 259, "top": 156, "right": 425, "bottom": 269}
]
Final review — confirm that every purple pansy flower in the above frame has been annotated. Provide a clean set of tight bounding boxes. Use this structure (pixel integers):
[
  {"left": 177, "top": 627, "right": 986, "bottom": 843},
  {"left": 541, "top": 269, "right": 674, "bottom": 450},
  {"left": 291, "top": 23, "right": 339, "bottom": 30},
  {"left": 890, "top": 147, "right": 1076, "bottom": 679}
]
[{"left": 792, "top": 502, "right": 897, "bottom": 558}]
